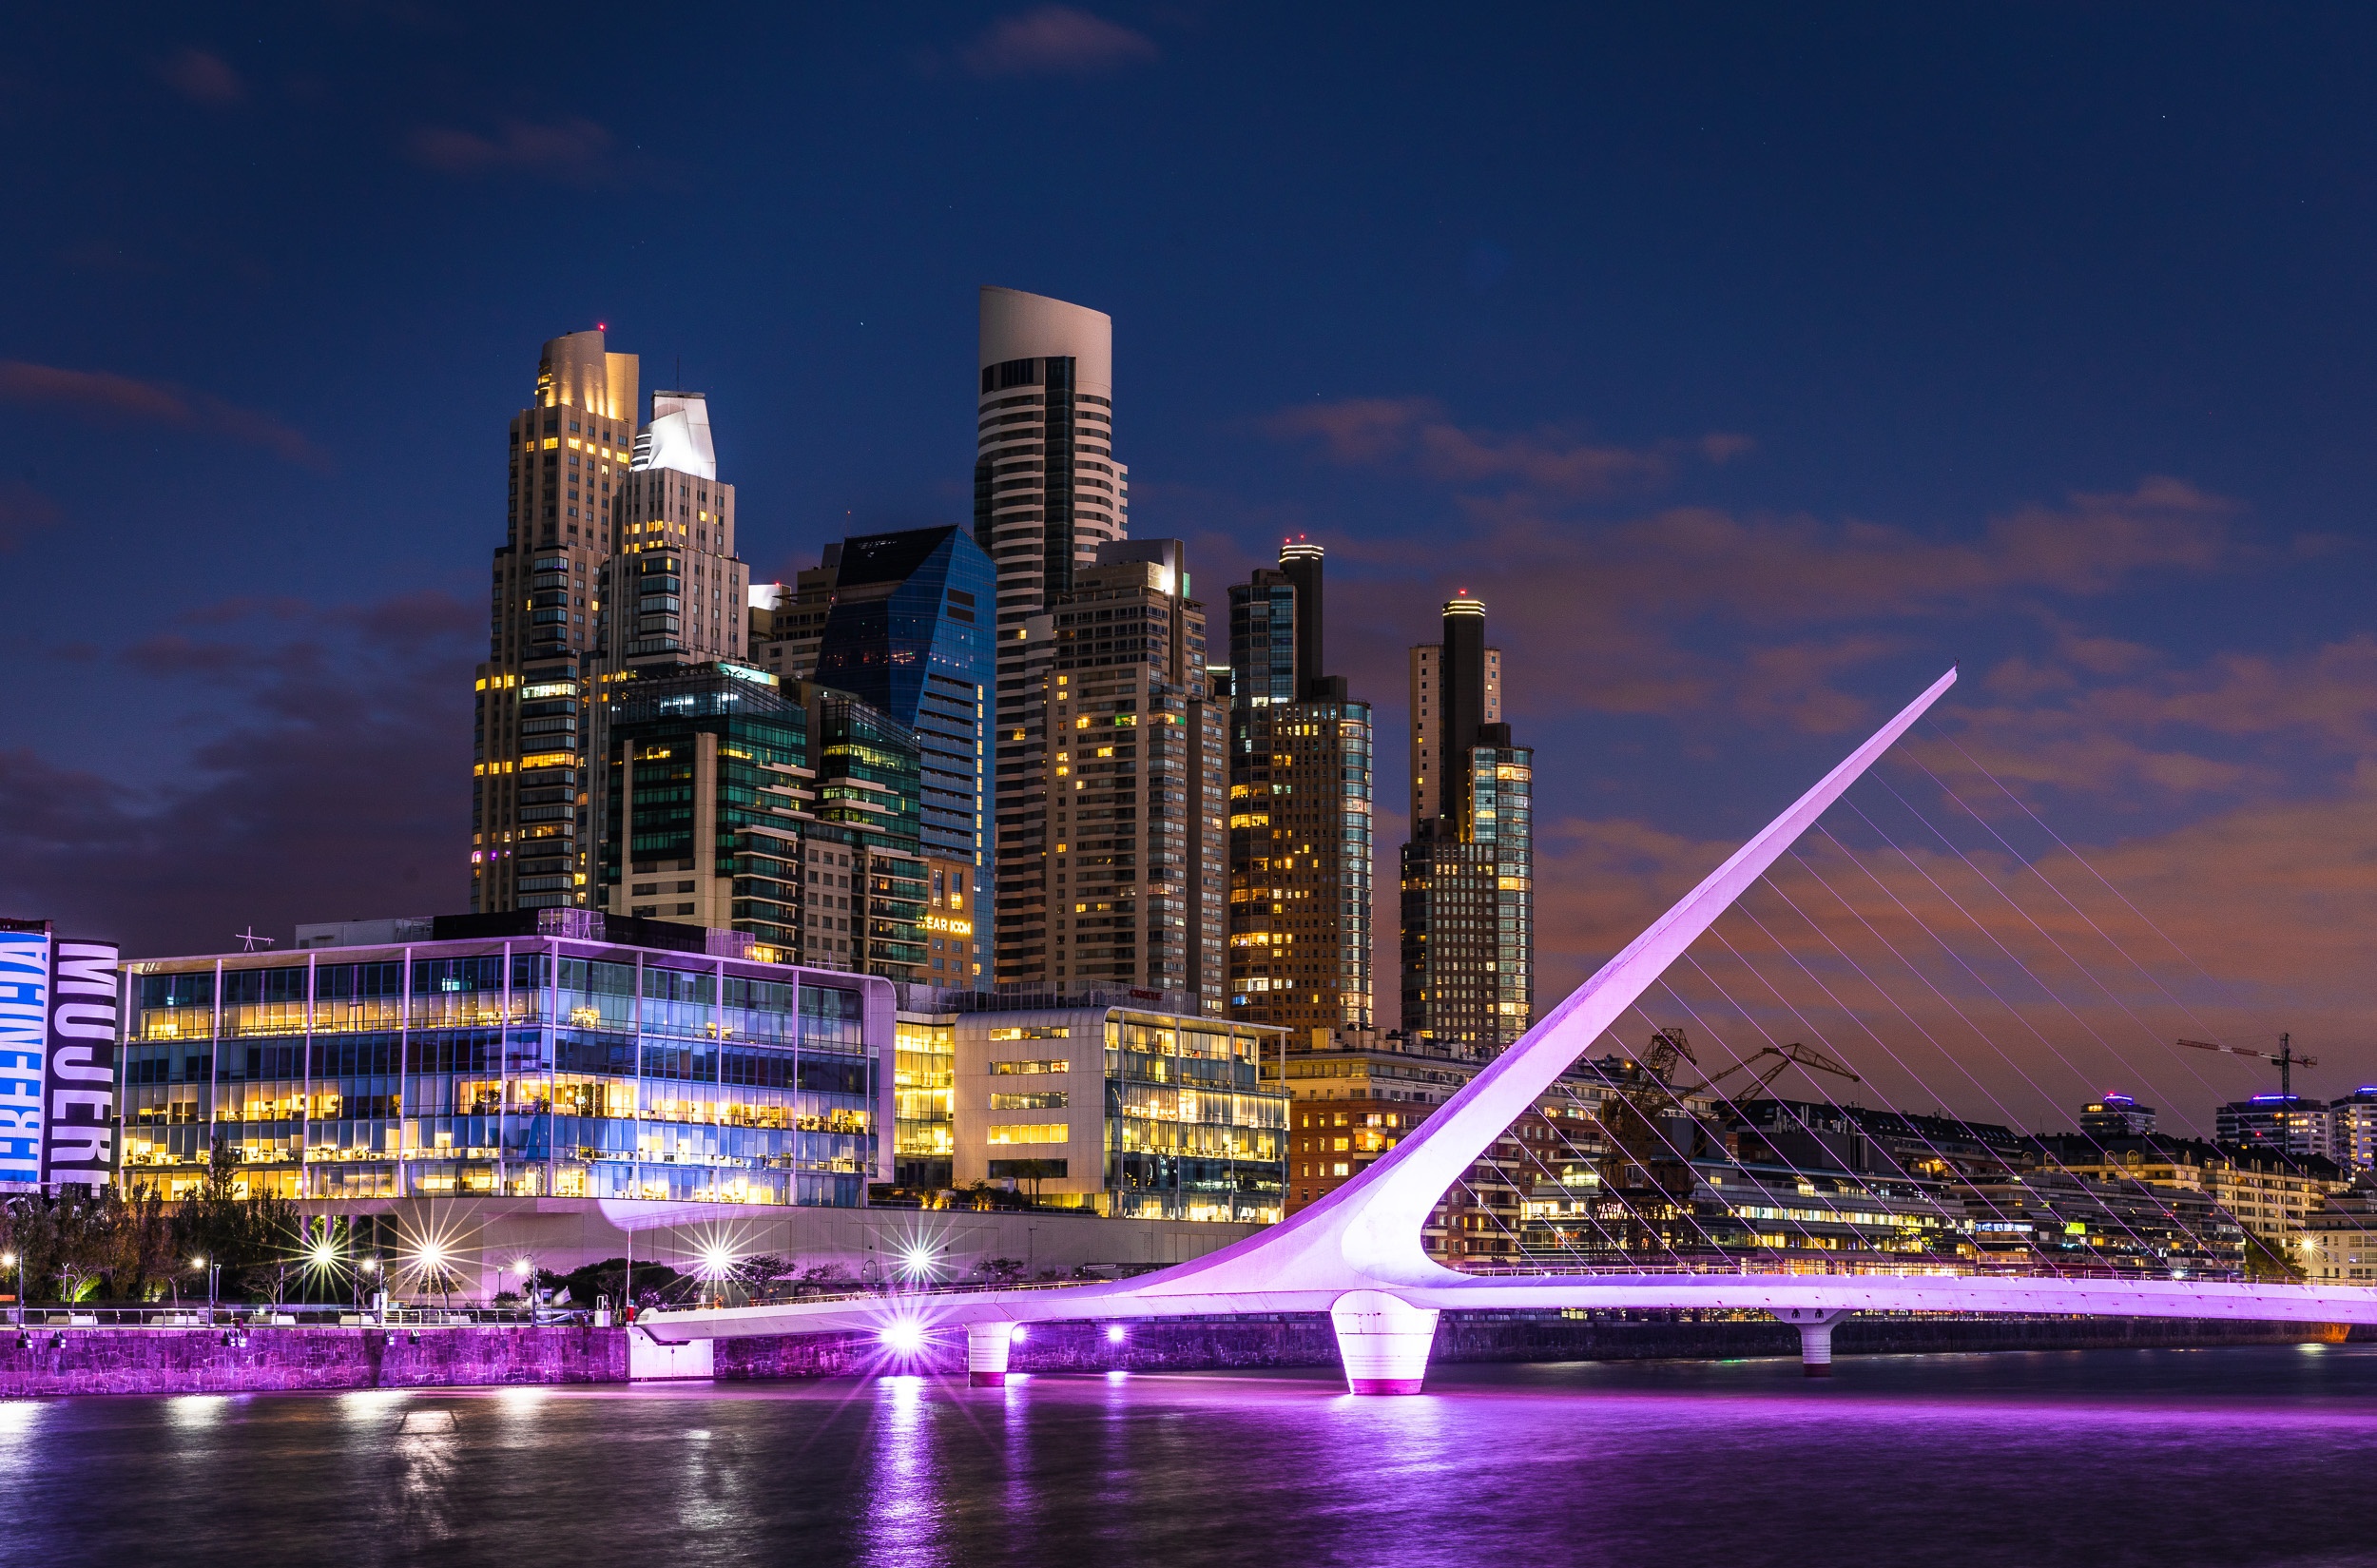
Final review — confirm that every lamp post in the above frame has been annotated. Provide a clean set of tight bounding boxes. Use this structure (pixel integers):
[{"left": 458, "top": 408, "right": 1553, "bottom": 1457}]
[
  {"left": 512, "top": 1255, "right": 536, "bottom": 1323},
  {"left": 0, "top": 1251, "right": 18, "bottom": 1326},
  {"left": 193, "top": 1256, "right": 218, "bottom": 1320},
  {"left": 357, "top": 1255, "right": 380, "bottom": 1320}
]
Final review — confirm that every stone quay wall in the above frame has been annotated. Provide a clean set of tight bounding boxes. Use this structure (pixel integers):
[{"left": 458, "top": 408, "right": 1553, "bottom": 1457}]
[
  {"left": 0, "top": 1326, "right": 624, "bottom": 1399},
  {"left": 0, "top": 1313, "right": 2355, "bottom": 1399}
]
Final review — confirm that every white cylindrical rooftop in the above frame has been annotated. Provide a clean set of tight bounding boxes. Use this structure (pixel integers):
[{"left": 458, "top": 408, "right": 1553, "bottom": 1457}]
[{"left": 979, "top": 285, "right": 1111, "bottom": 397}]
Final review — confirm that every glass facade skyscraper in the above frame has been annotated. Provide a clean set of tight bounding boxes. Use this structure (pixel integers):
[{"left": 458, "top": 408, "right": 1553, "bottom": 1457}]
[
  {"left": 811, "top": 526, "right": 995, "bottom": 984},
  {"left": 596, "top": 664, "right": 928, "bottom": 982}
]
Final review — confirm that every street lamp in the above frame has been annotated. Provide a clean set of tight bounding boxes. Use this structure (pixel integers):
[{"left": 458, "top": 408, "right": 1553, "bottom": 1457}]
[
  {"left": 512, "top": 1255, "right": 536, "bottom": 1322},
  {"left": 0, "top": 1251, "right": 18, "bottom": 1326},
  {"left": 193, "top": 1256, "right": 219, "bottom": 1319}
]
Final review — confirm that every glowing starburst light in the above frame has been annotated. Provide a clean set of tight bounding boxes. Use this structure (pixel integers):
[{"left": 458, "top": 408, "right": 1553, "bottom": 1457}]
[{"left": 879, "top": 1320, "right": 926, "bottom": 1353}]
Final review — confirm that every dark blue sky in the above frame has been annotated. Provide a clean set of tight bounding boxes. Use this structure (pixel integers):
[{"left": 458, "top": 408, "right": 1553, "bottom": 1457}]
[{"left": 6, "top": 3, "right": 2375, "bottom": 1126}]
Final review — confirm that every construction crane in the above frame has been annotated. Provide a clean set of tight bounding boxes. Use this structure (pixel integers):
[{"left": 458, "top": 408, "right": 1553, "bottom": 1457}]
[
  {"left": 2179, "top": 1033, "right": 2316, "bottom": 1097},
  {"left": 1626, "top": 1030, "right": 1860, "bottom": 1104},
  {"left": 1685, "top": 1042, "right": 1862, "bottom": 1104}
]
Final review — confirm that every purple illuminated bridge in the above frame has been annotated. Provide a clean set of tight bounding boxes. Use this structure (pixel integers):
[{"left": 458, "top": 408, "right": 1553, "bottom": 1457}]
[{"left": 644, "top": 668, "right": 2377, "bottom": 1392}]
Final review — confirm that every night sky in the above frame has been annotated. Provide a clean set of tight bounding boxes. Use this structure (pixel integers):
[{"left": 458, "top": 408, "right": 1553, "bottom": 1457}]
[{"left": 7, "top": 4, "right": 2376, "bottom": 1134}]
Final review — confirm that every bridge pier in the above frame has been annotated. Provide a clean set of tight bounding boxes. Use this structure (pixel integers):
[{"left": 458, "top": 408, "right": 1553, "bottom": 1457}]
[
  {"left": 1331, "top": 1290, "right": 1440, "bottom": 1395},
  {"left": 1770, "top": 1307, "right": 1853, "bottom": 1377},
  {"left": 965, "top": 1322, "right": 1015, "bottom": 1387}
]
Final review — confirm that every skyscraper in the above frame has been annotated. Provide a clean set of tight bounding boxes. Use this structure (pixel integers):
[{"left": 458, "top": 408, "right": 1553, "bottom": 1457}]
[
  {"left": 1408, "top": 617, "right": 1501, "bottom": 827},
  {"left": 992, "top": 539, "right": 1225, "bottom": 1010},
  {"left": 1401, "top": 595, "right": 1534, "bottom": 1052},
  {"left": 973, "top": 285, "right": 1127, "bottom": 629},
  {"left": 809, "top": 527, "right": 995, "bottom": 985},
  {"left": 599, "top": 389, "right": 752, "bottom": 673},
  {"left": 582, "top": 387, "right": 756, "bottom": 916},
  {"left": 976, "top": 289, "right": 1137, "bottom": 989},
  {"left": 597, "top": 661, "right": 929, "bottom": 980},
  {"left": 1225, "top": 540, "right": 1374, "bottom": 1033},
  {"left": 473, "top": 330, "right": 638, "bottom": 915}
]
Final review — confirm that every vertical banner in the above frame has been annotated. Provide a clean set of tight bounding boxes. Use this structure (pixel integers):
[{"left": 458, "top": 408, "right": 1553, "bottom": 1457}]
[
  {"left": 0, "top": 930, "right": 50, "bottom": 1182},
  {"left": 41, "top": 941, "right": 120, "bottom": 1185}
]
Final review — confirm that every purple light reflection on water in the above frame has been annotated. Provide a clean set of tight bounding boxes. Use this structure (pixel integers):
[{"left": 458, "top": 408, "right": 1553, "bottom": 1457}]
[{"left": 6, "top": 1347, "right": 2377, "bottom": 1566}]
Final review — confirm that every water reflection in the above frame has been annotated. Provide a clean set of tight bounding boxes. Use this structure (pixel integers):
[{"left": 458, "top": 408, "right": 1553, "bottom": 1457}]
[
  {"left": 10, "top": 1350, "right": 2377, "bottom": 1568},
  {"left": 337, "top": 1389, "right": 409, "bottom": 1423},
  {"left": 392, "top": 1404, "right": 462, "bottom": 1544},
  {"left": 861, "top": 1375, "right": 951, "bottom": 1568},
  {"left": 165, "top": 1395, "right": 226, "bottom": 1428}
]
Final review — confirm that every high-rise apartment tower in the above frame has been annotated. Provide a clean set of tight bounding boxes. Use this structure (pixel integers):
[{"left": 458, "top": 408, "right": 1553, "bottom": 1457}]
[
  {"left": 973, "top": 285, "right": 1127, "bottom": 628},
  {"left": 992, "top": 539, "right": 1226, "bottom": 1011},
  {"left": 1226, "top": 540, "right": 1373, "bottom": 1033},
  {"left": 975, "top": 287, "right": 1141, "bottom": 993},
  {"left": 1401, "top": 595, "right": 1533, "bottom": 1052},
  {"left": 473, "top": 331, "right": 638, "bottom": 914}
]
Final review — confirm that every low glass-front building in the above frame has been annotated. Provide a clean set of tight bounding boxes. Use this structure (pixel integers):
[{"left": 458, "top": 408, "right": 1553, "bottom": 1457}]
[
  {"left": 936, "top": 996, "right": 1289, "bottom": 1222},
  {"left": 119, "top": 914, "right": 896, "bottom": 1206}
]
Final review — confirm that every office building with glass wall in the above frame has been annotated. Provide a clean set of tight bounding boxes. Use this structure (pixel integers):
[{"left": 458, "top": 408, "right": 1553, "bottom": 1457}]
[
  {"left": 596, "top": 662, "right": 929, "bottom": 983},
  {"left": 118, "top": 917, "right": 895, "bottom": 1208},
  {"left": 916, "top": 996, "right": 1287, "bottom": 1222}
]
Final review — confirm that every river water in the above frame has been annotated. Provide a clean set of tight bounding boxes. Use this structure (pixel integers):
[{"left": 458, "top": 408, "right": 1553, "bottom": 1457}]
[{"left": 9, "top": 1346, "right": 2377, "bottom": 1567}]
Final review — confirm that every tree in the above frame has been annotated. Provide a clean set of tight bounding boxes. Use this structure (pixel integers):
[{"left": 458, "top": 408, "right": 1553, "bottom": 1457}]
[{"left": 169, "top": 1138, "right": 302, "bottom": 1303}]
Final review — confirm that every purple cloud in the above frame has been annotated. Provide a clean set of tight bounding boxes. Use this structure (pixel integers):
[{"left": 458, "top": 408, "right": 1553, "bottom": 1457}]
[
  {"left": 0, "top": 482, "right": 61, "bottom": 552},
  {"left": 157, "top": 48, "right": 243, "bottom": 106},
  {"left": 0, "top": 360, "right": 329, "bottom": 470},
  {"left": 408, "top": 117, "right": 616, "bottom": 181},
  {"left": 961, "top": 7, "right": 1159, "bottom": 77},
  {"left": 0, "top": 590, "right": 481, "bottom": 957}
]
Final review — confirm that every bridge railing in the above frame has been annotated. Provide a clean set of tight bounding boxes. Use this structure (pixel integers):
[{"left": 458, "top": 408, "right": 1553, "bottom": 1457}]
[{"left": 1454, "top": 1260, "right": 2262, "bottom": 1282}]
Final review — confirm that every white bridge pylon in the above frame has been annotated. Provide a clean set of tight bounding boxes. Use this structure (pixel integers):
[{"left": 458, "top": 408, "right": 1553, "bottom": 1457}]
[{"left": 645, "top": 667, "right": 2377, "bottom": 1390}]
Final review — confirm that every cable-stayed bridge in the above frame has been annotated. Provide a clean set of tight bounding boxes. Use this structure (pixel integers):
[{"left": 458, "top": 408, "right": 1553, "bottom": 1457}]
[{"left": 643, "top": 668, "right": 2377, "bottom": 1391}]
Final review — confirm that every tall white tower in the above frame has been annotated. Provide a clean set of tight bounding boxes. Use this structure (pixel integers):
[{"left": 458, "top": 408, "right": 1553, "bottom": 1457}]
[
  {"left": 976, "top": 287, "right": 1131, "bottom": 992},
  {"left": 974, "top": 285, "right": 1127, "bottom": 624}
]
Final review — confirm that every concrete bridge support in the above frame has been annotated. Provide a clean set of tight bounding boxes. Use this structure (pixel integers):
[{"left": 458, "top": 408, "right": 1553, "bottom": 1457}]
[
  {"left": 1332, "top": 1291, "right": 1441, "bottom": 1395},
  {"left": 1771, "top": 1307, "right": 1854, "bottom": 1377},
  {"left": 966, "top": 1322, "right": 1015, "bottom": 1387}
]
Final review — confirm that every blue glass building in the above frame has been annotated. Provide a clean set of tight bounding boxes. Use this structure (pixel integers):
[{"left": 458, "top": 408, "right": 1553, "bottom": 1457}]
[
  {"left": 813, "top": 527, "right": 995, "bottom": 984},
  {"left": 117, "top": 919, "right": 897, "bottom": 1207}
]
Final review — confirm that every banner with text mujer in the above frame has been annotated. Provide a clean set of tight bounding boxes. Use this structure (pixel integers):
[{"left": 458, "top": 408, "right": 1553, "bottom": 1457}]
[
  {"left": 0, "top": 930, "right": 50, "bottom": 1181},
  {"left": 41, "top": 940, "right": 119, "bottom": 1183}
]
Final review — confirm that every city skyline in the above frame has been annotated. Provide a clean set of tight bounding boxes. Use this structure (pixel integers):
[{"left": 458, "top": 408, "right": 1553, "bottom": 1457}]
[{"left": 6, "top": 8, "right": 2377, "bottom": 1141}]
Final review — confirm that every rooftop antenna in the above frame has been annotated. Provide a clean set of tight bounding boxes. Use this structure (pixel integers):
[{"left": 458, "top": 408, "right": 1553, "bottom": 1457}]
[{"left": 234, "top": 927, "right": 276, "bottom": 953}]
